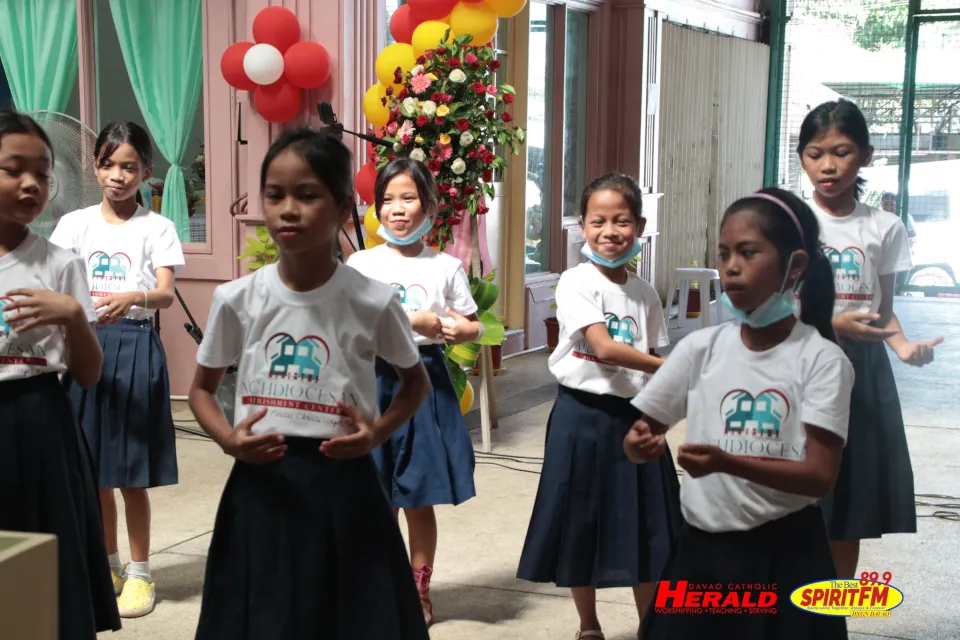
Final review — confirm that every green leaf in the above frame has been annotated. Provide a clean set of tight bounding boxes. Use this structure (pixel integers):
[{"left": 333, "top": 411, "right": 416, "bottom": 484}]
[
  {"left": 474, "top": 309, "right": 505, "bottom": 346},
  {"left": 483, "top": 269, "right": 497, "bottom": 282},
  {"left": 255, "top": 225, "right": 269, "bottom": 241},
  {"left": 444, "top": 348, "right": 468, "bottom": 400},
  {"left": 247, "top": 260, "right": 265, "bottom": 272},
  {"left": 500, "top": 84, "right": 517, "bottom": 95},
  {"left": 516, "top": 128, "right": 526, "bottom": 143}
]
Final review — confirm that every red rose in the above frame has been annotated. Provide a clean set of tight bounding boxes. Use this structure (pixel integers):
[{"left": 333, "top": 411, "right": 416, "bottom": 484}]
[
  {"left": 465, "top": 53, "right": 478, "bottom": 65},
  {"left": 437, "top": 184, "right": 446, "bottom": 194},
  {"left": 431, "top": 92, "right": 443, "bottom": 102},
  {"left": 472, "top": 82, "right": 486, "bottom": 94},
  {"left": 455, "top": 118, "right": 471, "bottom": 132},
  {"left": 393, "top": 69, "right": 403, "bottom": 84},
  {"left": 468, "top": 149, "right": 479, "bottom": 160},
  {"left": 447, "top": 216, "right": 462, "bottom": 226},
  {"left": 443, "top": 93, "right": 454, "bottom": 104},
  {"left": 398, "top": 88, "right": 409, "bottom": 100},
  {"left": 489, "top": 60, "right": 501, "bottom": 71},
  {"left": 485, "top": 109, "right": 495, "bottom": 120},
  {"left": 486, "top": 85, "right": 497, "bottom": 95},
  {"left": 428, "top": 160, "right": 442, "bottom": 173},
  {"left": 441, "top": 182, "right": 451, "bottom": 191},
  {"left": 416, "top": 115, "right": 429, "bottom": 127},
  {"left": 478, "top": 204, "right": 489, "bottom": 215},
  {"left": 436, "top": 46, "right": 447, "bottom": 55},
  {"left": 385, "top": 86, "right": 394, "bottom": 96},
  {"left": 465, "top": 185, "right": 476, "bottom": 195},
  {"left": 401, "top": 135, "right": 411, "bottom": 145},
  {"left": 447, "top": 58, "right": 461, "bottom": 68},
  {"left": 388, "top": 111, "right": 398, "bottom": 123},
  {"left": 424, "top": 50, "right": 435, "bottom": 59},
  {"left": 482, "top": 170, "right": 493, "bottom": 182},
  {"left": 482, "top": 151, "right": 495, "bottom": 165},
  {"left": 501, "top": 112, "right": 513, "bottom": 123},
  {"left": 417, "top": 55, "right": 426, "bottom": 64},
  {"left": 503, "top": 93, "right": 514, "bottom": 104},
  {"left": 389, "top": 154, "right": 396, "bottom": 161},
  {"left": 434, "top": 117, "right": 446, "bottom": 126}
]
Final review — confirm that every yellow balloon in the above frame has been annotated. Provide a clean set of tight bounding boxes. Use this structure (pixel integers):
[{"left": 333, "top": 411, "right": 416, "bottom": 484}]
[
  {"left": 450, "top": 2, "right": 498, "bottom": 45},
  {"left": 375, "top": 42, "right": 417, "bottom": 88},
  {"left": 412, "top": 21, "right": 455, "bottom": 57},
  {"left": 483, "top": 0, "right": 527, "bottom": 19},
  {"left": 362, "top": 83, "right": 389, "bottom": 128},
  {"left": 363, "top": 205, "right": 381, "bottom": 238},
  {"left": 459, "top": 381, "right": 474, "bottom": 415},
  {"left": 439, "top": 13, "right": 451, "bottom": 25}
]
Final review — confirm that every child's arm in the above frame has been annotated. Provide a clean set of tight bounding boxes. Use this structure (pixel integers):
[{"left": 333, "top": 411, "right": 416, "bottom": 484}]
[
  {"left": 440, "top": 309, "right": 483, "bottom": 345},
  {"left": 877, "top": 275, "right": 943, "bottom": 365},
  {"left": 95, "top": 267, "right": 176, "bottom": 324},
  {"left": 583, "top": 324, "right": 664, "bottom": 373},
  {"left": 189, "top": 366, "right": 287, "bottom": 463},
  {"left": 679, "top": 426, "right": 844, "bottom": 497}
]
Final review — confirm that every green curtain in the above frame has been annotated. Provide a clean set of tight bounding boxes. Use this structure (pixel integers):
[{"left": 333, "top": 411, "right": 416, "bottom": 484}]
[
  {"left": 109, "top": 0, "right": 203, "bottom": 242},
  {"left": 0, "top": 0, "right": 78, "bottom": 112}
]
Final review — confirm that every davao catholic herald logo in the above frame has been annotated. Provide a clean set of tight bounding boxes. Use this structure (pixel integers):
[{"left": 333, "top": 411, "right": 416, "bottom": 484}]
[
  {"left": 88, "top": 251, "right": 133, "bottom": 297},
  {"left": 239, "top": 332, "right": 357, "bottom": 421},
  {"left": 0, "top": 296, "right": 48, "bottom": 367},
  {"left": 572, "top": 312, "right": 639, "bottom": 364},
  {"left": 391, "top": 283, "right": 429, "bottom": 313},
  {"left": 717, "top": 389, "right": 805, "bottom": 461}
]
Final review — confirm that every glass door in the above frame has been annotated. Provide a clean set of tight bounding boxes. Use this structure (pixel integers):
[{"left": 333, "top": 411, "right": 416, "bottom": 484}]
[{"left": 899, "top": 4, "right": 960, "bottom": 295}]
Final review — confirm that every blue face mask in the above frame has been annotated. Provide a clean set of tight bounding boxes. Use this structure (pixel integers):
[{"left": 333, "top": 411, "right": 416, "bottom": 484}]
[
  {"left": 721, "top": 252, "right": 799, "bottom": 328},
  {"left": 377, "top": 218, "right": 432, "bottom": 246},
  {"left": 580, "top": 238, "right": 642, "bottom": 269}
]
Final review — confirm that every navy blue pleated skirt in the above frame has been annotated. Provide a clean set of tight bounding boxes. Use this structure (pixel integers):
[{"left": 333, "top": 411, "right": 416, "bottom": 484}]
[
  {"left": 820, "top": 339, "right": 917, "bottom": 540},
  {"left": 641, "top": 505, "right": 847, "bottom": 640},
  {"left": 374, "top": 344, "right": 476, "bottom": 509},
  {"left": 196, "top": 438, "right": 429, "bottom": 640},
  {"left": 62, "top": 319, "right": 178, "bottom": 489},
  {"left": 0, "top": 374, "right": 121, "bottom": 638},
  {"left": 517, "top": 385, "right": 682, "bottom": 589}
]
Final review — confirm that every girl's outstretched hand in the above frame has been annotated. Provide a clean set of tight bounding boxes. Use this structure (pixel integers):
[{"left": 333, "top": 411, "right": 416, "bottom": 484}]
[
  {"left": 320, "top": 402, "right": 378, "bottom": 460},
  {"left": 221, "top": 408, "right": 287, "bottom": 464},
  {"left": 832, "top": 312, "right": 897, "bottom": 342},
  {"left": 3, "top": 288, "right": 86, "bottom": 333},
  {"left": 895, "top": 336, "right": 944, "bottom": 367},
  {"left": 440, "top": 309, "right": 479, "bottom": 345},
  {"left": 623, "top": 419, "right": 666, "bottom": 463},
  {"left": 677, "top": 443, "right": 728, "bottom": 478}
]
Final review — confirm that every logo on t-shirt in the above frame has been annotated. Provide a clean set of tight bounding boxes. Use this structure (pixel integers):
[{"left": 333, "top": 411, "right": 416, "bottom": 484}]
[
  {"left": 824, "top": 245, "right": 872, "bottom": 305},
  {"left": 0, "top": 295, "right": 48, "bottom": 368},
  {"left": 88, "top": 251, "right": 132, "bottom": 297},
  {"left": 721, "top": 389, "right": 790, "bottom": 437},
  {"left": 391, "top": 283, "right": 429, "bottom": 312},
  {"left": 605, "top": 313, "right": 639, "bottom": 347},
  {"left": 265, "top": 333, "right": 330, "bottom": 382}
]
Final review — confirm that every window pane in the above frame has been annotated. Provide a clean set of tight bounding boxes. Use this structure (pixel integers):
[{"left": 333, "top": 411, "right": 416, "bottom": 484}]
[
  {"left": 525, "top": 2, "right": 552, "bottom": 274},
  {"left": 562, "top": 9, "right": 589, "bottom": 218},
  {"left": 386, "top": 0, "right": 403, "bottom": 45},
  {"left": 94, "top": 0, "right": 206, "bottom": 244}
]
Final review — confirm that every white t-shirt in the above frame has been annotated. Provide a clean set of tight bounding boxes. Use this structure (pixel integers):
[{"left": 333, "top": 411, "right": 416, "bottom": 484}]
[
  {"left": 0, "top": 231, "right": 98, "bottom": 382},
  {"left": 346, "top": 245, "right": 478, "bottom": 346},
  {"left": 632, "top": 322, "right": 854, "bottom": 533},
  {"left": 50, "top": 204, "right": 185, "bottom": 321},
  {"left": 196, "top": 263, "right": 421, "bottom": 439},
  {"left": 548, "top": 263, "right": 669, "bottom": 398},
  {"left": 810, "top": 201, "right": 912, "bottom": 316}
]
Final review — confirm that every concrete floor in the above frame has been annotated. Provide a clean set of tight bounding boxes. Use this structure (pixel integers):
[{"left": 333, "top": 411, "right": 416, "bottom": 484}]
[{"left": 99, "top": 298, "right": 960, "bottom": 639}]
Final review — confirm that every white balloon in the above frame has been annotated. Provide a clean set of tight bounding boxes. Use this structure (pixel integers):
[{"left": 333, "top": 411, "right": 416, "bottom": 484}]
[{"left": 243, "top": 44, "right": 284, "bottom": 85}]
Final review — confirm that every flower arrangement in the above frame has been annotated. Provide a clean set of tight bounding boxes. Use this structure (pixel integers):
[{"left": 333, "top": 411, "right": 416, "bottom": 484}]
[{"left": 370, "top": 31, "right": 525, "bottom": 249}]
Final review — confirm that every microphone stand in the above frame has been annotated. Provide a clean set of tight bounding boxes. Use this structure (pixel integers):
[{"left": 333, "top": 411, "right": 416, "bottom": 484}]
[{"left": 316, "top": 102, "right": 393, "bottom": 254}]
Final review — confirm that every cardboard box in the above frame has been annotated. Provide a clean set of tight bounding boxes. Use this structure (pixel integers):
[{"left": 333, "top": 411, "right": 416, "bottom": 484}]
[{"left": 0, "top": 531, "right": 57, "bottom": 640}]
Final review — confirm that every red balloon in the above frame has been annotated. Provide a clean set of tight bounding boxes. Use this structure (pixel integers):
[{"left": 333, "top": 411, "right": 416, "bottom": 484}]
[
  {"left": 254, "top": 80, "right": 302, "bottom": 123},
  {"left": 407, "top": 0, "right": 458, "bottom": 22},
  {"left": 389, "top": 5, "right": 421, "bottom": 44},
  {"left": 221, "top": 42, "right": 256, "bottom": 90},
  {"left": 283, "top": 41, "right": 331, "bottom": 89},
  {"left": 252, "top": 6, "right": 301, "bottom": 54},
  {"left": 356, "top": 162, "right": 379, "bottom": 204}
]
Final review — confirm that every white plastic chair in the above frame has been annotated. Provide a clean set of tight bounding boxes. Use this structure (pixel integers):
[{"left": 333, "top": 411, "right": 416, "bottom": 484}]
[{"left": 667, "top": 267, "right": 723, "bottom": 329}]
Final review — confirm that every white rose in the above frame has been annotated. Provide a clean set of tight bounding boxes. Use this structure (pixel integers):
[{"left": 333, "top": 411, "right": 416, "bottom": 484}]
[
  {"left": 449, "top": 69, "right": 467, "bottom": 84},
  {"left": 412, "top": 65, "right": 425, "bottom": 76},
  {"left": 402, "top": 97, "right": 418, "bottom": 115},
  {"left": 451, "top": 158, "right": 467, "bottom": 175},
  {"left": 410, "top": 148, "right": 427, "bottom": 162},
  {"left": 421, "top": 100, "right": 437, "bottom": 116},
  {"left": 459, "top": 131, "right": 474, "bottom": 147}
]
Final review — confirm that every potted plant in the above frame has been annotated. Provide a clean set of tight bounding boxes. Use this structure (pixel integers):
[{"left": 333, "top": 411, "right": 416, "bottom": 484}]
[{"left": 446, "top": 269, "right": 505, "bottom": 381}]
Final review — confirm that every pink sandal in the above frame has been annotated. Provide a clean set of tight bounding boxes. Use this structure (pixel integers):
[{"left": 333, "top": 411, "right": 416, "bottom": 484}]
[{"left": 413, "top": 565, "right": 434, "bottom": 626}]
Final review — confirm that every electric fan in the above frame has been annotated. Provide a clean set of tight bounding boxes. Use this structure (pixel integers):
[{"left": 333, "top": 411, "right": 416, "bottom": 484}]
[{"left": 24, "top": 110, "right": 103, "bottom": 238}]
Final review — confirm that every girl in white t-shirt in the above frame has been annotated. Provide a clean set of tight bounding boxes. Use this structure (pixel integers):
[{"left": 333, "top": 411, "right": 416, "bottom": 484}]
[
  {"left": 188, "top": 129, "right": 431, "bottom": 639},
  {"left": 347, "top": 157, "right": 481, "bottom": 626},
  {"left": 517, "top": 174, "right": 680, "bottom": 640},
  {"left": 51, "top": 121, "right": 185, "bottom": 618},
  {"left": 627, "top": 188, "right": 853, "bottom": 639},
  {"left": 0, "top": 110, "right": 121, "bottom": 637},
  {"left": 797, "top": 100, "right": 943, "bottom": 578}
]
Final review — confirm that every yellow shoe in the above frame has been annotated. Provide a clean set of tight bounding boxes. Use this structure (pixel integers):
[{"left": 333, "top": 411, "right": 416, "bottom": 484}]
[
  {"left": 117, "top": 576, "right": 155, "bottom": 618},
  {"left": 112, "top": 567, "right": 127, "bottom": 596}
]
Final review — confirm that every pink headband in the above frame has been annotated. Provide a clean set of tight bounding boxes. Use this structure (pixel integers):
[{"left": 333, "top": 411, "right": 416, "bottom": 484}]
[{"left": 749, "top": 192, "right": 805, "bottom": 243}]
